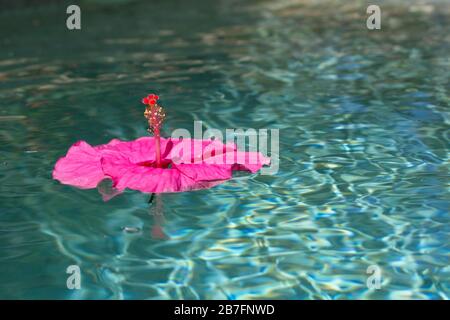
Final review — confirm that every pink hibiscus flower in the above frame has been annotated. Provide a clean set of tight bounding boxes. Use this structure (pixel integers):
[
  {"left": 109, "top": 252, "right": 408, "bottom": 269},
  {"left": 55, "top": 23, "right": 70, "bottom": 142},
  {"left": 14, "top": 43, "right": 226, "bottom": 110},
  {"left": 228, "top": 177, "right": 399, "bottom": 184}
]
[
  {"left": 53, "top": 93, "right": 270, "bottom": 198},
  {"left": 53, "top": 136, "right": 269, "bottom": 194}
]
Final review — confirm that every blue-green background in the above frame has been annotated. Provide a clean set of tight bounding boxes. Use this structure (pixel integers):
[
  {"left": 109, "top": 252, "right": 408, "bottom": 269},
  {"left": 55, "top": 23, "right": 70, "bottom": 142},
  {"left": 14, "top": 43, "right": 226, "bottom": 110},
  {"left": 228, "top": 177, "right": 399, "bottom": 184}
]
[{"left": 0, "top": 0, "right": 448, "bottom": 299}]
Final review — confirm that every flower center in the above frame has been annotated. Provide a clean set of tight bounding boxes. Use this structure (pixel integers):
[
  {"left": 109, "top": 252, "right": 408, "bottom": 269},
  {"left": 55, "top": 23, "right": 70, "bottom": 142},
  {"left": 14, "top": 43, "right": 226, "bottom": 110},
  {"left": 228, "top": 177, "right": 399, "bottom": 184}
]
[{"left": 137, "top": 159, "right": 172, "bottom": 169}]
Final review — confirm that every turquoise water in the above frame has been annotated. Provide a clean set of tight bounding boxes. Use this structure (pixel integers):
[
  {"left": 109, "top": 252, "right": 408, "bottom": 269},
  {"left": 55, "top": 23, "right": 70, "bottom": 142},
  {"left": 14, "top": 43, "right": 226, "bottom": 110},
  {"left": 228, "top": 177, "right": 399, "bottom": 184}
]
[{"left": 0, "top": 0, "right": 449, "bottom": 299}]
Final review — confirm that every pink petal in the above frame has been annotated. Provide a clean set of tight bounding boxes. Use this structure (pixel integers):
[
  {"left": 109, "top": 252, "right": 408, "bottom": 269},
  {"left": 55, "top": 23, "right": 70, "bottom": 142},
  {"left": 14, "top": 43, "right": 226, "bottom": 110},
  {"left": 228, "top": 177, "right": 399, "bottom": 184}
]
[
  {"left": 173, "top": 163, "right": 233, "bottom": 181},
  {"left": 167, "top": 138, "right": 235, "bottom": 164},
  {"left": 100, "top": 151, "right": 232, "bottom": 193},
  {"left": 100, "top": 153, "right": 196, "bottom": 193},
  {"left": 106, "top": 137, "right": 172, "bottom": 164},
  {"left": 93, "top": 138, "right": 123, "bottom": 150},
  {"left": 52, "top": 141, "right": 106, "bottom": 188}
]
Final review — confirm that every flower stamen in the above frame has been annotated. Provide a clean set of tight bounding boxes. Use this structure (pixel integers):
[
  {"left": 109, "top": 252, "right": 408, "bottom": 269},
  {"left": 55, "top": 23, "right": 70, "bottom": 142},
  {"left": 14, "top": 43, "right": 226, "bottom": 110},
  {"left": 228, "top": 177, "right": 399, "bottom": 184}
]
[{"left": 142, "top": 94, "right": 165, "bottom": 168}]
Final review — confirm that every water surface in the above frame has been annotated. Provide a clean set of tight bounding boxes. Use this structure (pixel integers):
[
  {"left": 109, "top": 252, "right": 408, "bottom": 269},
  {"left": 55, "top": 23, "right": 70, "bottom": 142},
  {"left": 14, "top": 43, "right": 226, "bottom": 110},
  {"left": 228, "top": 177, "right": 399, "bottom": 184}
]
[{"left": 0, "top": 0, "right": 449, "bottom": 299}]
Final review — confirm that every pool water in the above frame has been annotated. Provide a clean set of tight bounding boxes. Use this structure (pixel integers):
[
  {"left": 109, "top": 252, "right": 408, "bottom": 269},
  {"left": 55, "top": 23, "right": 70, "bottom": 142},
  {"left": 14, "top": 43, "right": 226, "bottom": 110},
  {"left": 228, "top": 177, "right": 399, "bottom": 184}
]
[{"left": 0, "top": 0, "right": 449, "bottom": 299}]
